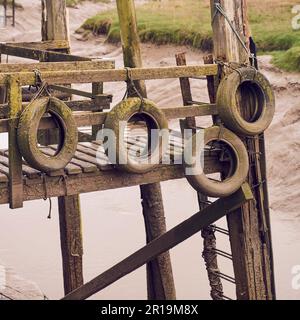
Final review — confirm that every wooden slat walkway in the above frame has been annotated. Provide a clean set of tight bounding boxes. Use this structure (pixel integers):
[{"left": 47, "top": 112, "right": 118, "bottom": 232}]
[{"left": 0, "top": 134, "right": 227, "bottom": 204}]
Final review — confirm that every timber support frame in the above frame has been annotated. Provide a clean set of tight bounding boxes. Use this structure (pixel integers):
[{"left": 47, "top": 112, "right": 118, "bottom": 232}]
[{"left": 0, "top": 0, "right": 276, "bottom": 301}]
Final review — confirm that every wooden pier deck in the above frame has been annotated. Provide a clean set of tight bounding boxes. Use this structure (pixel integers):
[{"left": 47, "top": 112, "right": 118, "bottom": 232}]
[{"left": 0, "top": 136, "right": 226, "bottom": 205}]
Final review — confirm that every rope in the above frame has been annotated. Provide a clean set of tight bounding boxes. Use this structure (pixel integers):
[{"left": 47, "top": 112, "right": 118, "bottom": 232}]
[
  {"left": 42, "top": 173, "right": 52, "bottom": 219},
  {"left": 59, "top": 174, "right": 69, "bottom": 196},
  {"left": 123, "top": 67, "right": 145, "bottom": 112},
  {"left": 32, "top": 69, "right": 51, "bottom": 98},
  {"left": 201, "top": 226, "right": 225, "bottom": 300}
]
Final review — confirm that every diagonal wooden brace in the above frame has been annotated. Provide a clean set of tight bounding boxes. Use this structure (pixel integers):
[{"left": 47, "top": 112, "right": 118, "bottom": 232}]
[{"left": 62, "top": 183, "right": 253, "bottom": 300}]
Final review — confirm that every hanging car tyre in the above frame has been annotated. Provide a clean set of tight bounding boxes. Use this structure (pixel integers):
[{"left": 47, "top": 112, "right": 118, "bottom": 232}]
[
  {"left": 184, "top": 126, "right": 249, "bottom": 198},
  {"left": 217, "top": 67, "right": 275, "bottom": 136},
  {"left": 104, "top": 97, "right": 169, "bottom": 174},
  {"left": 17, "top": 96, "right": 78, "bottom": 173}
]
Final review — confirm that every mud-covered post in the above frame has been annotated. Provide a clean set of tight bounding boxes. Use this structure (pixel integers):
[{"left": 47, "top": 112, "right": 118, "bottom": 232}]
[
  {"left": 116, "top": 0, "right": 176, "bottom": 300},
  {"left": 8, "top": 76, "right": 23, "bottom": 209},
  {"left": 41, "top": 0, "right": 84, "bottom": 295},
  {"left": 210, "top": 0, "right": 275, "bottom": 300},
  {"left": 41, "top": 0, "right": 69, "bottom": 43}
]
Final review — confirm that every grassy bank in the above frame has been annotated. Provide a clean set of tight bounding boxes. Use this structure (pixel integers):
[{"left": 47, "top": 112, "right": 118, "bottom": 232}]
[
  {"left": 80, "top": 0, "right": 300, "bottom": 71},
  {"left": 66, "top": 0, "right": 111, "bottom": 8}
]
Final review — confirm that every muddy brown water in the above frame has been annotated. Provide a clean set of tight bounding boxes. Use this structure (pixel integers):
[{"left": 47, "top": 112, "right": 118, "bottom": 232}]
[{"left": 0, "top": 180, "right": 300, "bottom": 300}]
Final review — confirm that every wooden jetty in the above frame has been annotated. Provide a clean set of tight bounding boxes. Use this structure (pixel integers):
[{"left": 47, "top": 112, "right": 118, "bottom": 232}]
[{"left": 0, "top": 0, "right": 276, "bottom": 300}]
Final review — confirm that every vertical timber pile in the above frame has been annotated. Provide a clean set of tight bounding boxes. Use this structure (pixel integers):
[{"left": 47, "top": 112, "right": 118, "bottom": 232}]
[
  {"left": 210, "top": 0, "right": 275, "bottom": 299},
  {"left": 41, "top": 0, "right": 84, "bottom": 294},
  {"left": 116, "top": 0, "right": 176, "bottom": 300},
  {"left": 41, "top": 0, "right": 69, "bottom": 43},
  {"left": 175, "top": 52, "right": 224, "bottom": 300}
]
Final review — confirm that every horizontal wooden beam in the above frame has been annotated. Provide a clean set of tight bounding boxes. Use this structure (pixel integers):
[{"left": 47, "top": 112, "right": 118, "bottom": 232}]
[
  {"left": 0, "top": 44, "right": 90, "bottom": 62},
  {"left": 0, "top": 98, "right": 112, "bottom": 118},
  {"left": 5, "top": 40, "right": 70, "bottom": 51},
  {"left": 62, "top": 183, "right": 253, "bottom": 300},
  {"left": 0, "top": 60, "right": 115, "bottom": 74},
  {"left": 163, "top": 104, "right": 218, "bottom": 119},
  {"left": 0, "top": 65, "right": 218, "bottom": 85},
  {"left": 0, "top": 104, "right": 217, "bottom": 133},
  {"left": 0, "top": 158, "right": 223, "bottom": 204}
]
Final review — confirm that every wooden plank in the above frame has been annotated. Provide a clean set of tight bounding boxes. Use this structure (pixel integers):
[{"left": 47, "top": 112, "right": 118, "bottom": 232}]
[
  {"left": 131, "top": 135, "right": 184, "bottom": 152},
  {"left": 0, "top": 104, "right": 217, "bottom": 133},
  {"left": 0, "top": 154, "right": 40, "bottom": 179},
  {"left": 48, "top": 85, "right": 112, "bottom": 110},
  {"left": 62, "top": 184, "right": 253, "bottom": 300},
  {"left": 3, "top": 150, "right": 41, "bottom": 179},
  {"left": 7, "top": 76, "right": 23, "bottom": 208},
  {"left": 91, "top": 81, "right": 104, "bottom": 139},
  {"left": 93, "top": 135, "right": 225, "bottom": 173},
  {"left": 176, "top": 52, "right": 196, "bottom": 128},
  {"left": 75, "top": 144, "right": 107, "bottom": 161},
  {"left": 0, "top": 158, "right": 225, "bottom": 205},
  {"left": 22, "top": 87, "right": 70, "bottom": 102},
  {"left": 0, "top": 164, "right": 9, "bottom": 178},
  {"left": 126, "top": 138, "right": 180, "bottom": 162},
  {"left": 0, "top": 98, "right": 112, "bottom": 119},
  {"left": 48, "top": 145, "right": 108, "bottom": 169},
  {"left": 0, "top": 65, "right": 218, "bottom": 86},
  {"left": 40, "top": 147, "right": 82, "bottom": 175},
  {"left": 0, "top": 44, "right": 90, "bottom": 62},
  {"left": 78, "top": 142, "right": 103, "bottom": 152},
  {"left": 6, "top": 40, "right": 70, "bottom": 51},
  {"left": 70, "top": 157, "right": 98, "bottom": 174},
  {"left": 0, "top": 60, "right": 114, "bottom": 74},
  {"left": 77, "top": 143, "right": 108, "bottom": 161},
  {"left": 0, "top": 163, "right": 9, "bottom": 181}
]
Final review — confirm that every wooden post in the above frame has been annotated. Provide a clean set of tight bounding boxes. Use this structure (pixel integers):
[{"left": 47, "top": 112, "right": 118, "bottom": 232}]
[
  {"left": 176, "top": 52, "right": 224, "bottom": 300},
  {"left": 41, "top": 0, "right": 69, "bottom": 42},
  {"left": 210, "top": 0, "right": 275, "bottom": 300},
  {"left": 116, "top": 0, "right": 176, "bottom": 300},
  {"left": 91, "top": 82, "right": 104, "bottom": 139},
  {"left": 58, "top": 195, "right": 83, "bottom": 293},
  {"left": 41, "top": 0, "right": 84, "bottom": 295},
  {"left": 8, "top": 76, "right": 23, "bottom": 209}
]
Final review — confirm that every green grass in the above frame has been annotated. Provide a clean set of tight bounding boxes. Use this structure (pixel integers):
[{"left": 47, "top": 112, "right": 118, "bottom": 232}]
[
  {"left": 66, "top": 0, "right": 111, "bottom": 8},
  {"left": 80, "top": 0, "right": 300, "bottom": 71},
  {"left": 273, "top": 47, "right": 300, "bottom": 71}
]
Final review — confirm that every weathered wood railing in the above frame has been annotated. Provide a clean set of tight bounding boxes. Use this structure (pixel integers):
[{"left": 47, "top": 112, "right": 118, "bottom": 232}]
[{"left": 0, "top": 61, "right": 219, "bottom": 210}]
